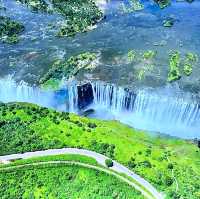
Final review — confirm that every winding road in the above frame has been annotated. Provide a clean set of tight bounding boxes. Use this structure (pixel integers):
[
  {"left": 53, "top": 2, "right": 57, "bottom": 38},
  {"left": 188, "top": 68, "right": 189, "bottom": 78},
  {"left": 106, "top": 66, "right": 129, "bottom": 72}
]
[{"left": 0, "top": 148, "right": 164, "bottom": 199}]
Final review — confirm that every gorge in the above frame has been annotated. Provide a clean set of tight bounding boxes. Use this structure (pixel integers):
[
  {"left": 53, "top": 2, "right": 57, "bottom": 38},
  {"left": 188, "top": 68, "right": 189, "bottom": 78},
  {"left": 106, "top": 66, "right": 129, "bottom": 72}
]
[{"left": 1, "top": 76, "right": 199, "bottom": 139}]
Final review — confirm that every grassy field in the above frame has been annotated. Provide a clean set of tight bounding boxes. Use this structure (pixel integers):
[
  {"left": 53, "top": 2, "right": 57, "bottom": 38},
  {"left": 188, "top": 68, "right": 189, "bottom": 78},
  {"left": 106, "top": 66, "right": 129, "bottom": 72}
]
[
  {"left": 0, "top": 162, "right": 144, "bottom": 199},
  {"left": 0, "top": 154, "right": 98, "bottom": 168},
  {"left": 0, "top": 102, "right": 200, "bottom": 198}
]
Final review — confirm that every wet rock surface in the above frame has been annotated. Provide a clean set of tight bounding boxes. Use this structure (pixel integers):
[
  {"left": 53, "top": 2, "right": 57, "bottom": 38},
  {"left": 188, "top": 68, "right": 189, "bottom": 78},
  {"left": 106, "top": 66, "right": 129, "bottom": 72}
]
[{"left": 77, "top": 83, "right": 94, "bottom": 109}]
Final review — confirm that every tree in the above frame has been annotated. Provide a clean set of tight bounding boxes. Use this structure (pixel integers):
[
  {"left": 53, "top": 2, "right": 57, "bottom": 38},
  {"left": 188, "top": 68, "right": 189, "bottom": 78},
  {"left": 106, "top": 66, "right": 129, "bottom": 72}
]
[
  {"left": 165, "top": 176, "right": 173, "bottom": 186},
  {"left": 198, "top": 140, "right": 200, "bottom": 148},
  {"left": 105, "top": 159, "right": 113, "bottom": 167},
  {"left": 167, "top": 163, "right": 173, "bottom": 170}
]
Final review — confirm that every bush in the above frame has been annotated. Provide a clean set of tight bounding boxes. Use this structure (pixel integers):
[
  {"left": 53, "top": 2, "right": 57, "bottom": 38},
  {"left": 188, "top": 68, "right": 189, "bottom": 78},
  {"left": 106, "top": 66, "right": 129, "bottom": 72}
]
[
  {"left": 88, "top": 122, "right": 97, "bottom": 128},
  {"left": 90, "top": 140, "right": 115, "bottom": 159},
  {"left": 165, "top": 176, "right": 173, "bottom": 186},
  {"left": 128, "top": 161, "right": 136, "bottom": 169},
  {"left": 105, "top": 159, "right": 113, "bottom": 168},
  {"left": 167, "top": 163, "right": 173, "bottom": 170},
  {"left": 141, "top": 160, "right": 152, "bottom": 168}
]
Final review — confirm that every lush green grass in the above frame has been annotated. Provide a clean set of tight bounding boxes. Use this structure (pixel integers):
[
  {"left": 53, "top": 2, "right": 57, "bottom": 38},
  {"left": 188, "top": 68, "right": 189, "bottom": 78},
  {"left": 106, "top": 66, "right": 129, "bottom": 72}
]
[
  {"left": 0, "top": 154, "right": 98, "bottom": 168},
  {"left": 0, "top": 102, "right": 200, "bottom": 198},
  {"left": 0, "top": 163, "right": 144, "bottom": 199}
]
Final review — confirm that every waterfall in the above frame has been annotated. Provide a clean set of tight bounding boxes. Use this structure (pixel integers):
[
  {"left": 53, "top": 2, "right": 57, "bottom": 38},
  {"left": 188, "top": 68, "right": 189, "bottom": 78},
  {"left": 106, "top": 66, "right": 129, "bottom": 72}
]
[
  {"left": 66, "top": 82, "right": 78, "bottom": 113},
  {"left": 0, "top": 76, "right": 199, "bottom": 138},
  {"left": 92, "top": 82, "right": 136, "bottom": 111},
  {"left": 90, "top": 82, "right": 200, "bottom": 138},
  {"left": 0, "top": 76, "right": 78, "bottom": 112},
  {"left": 0, "top": 76, "right": 55, "bottom": 108}
]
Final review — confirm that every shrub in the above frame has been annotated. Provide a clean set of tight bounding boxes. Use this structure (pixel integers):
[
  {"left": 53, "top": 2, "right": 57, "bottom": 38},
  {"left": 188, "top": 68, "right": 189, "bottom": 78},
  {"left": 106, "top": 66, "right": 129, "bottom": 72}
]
[
  {"left": 141, "top": 160, "right": 152, "bottom": 168},
  {"left": 88, "top": 122, "right": 97, "bottom": 128},
  {"left": 128, "top": 161, "right": 136, "bottom": 169},
  {"left": 105, "top": 159, "right": 113, "bottom": 167},
  {"left": 167, "top": 51, "right": 181, "bottom": 82},
  {"left": 165, "top": 176, "right": 173, "bottom": 186},
  {"left": 145, "top": 149, "right": 151, "bottom": 156},
  {"left": 167, "top": 163, "right": 174, "bottom": 170}
]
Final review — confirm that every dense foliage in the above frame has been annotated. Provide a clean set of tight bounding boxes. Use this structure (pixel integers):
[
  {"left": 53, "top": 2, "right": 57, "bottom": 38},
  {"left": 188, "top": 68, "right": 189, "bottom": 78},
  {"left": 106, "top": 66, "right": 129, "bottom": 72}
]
[
  {"left": 16, "top": 0, "right": 49, "bottom": 12},
  {"left": 105, "top": 159, "right": 114, "bottom": 167},
  {"left": 153, "top": 0, "right": 195, "bottom": 9},
  {"left": 0, "top": 102, "right": 200, "bottom": 198},
  {"left": 167, "top": 51, "right": 181, "bottom": 82},
  {"left": 53, "top": 0, "right": 103, "bottom": 37},
  {"left": 0, "top": 164, "right": 143, "bottom": 199},
  {"left": 0, "top": 16, "right": 24, "bottom": 44},
  {"left": 167, "top": 51, "right": 198, "bottom": 82},
  {"left": 128, "top": 49, "right": 198, "bottom": 83},
  {"left": 154, "top": 0, "right": 171, "bottom": 9},
  {"left": 39, "top": 52, "right": 97, "bottom": 87},
  {"left": 16, "top": 0, "right": 103, "bottom": 37}
]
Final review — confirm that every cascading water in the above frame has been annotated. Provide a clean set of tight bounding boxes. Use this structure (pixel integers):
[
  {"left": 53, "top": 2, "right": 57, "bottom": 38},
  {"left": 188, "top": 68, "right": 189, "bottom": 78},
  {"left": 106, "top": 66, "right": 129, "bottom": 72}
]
[
  {"left": 0, "top": 76, "right": 199, "bottom": 139},
  {"left": 0, "top": 76, "right": 78, "bottom": 112},
  {"left": 66, "top": 82, "right": 78, "bottom": 113},
  {"left": 90, "top": 82, "right": 200, "bottom": 139},
  {"left": 92, "top": 82, "right": 136, "bottom": 111},
  {"left": 0, "top": 76, "right": 54, "bottom": 108}
]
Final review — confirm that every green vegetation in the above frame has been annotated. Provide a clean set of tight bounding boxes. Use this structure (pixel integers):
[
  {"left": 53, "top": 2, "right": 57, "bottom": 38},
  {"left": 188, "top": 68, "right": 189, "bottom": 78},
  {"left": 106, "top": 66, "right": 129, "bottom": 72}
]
[
  {"left": 137, "top": 64, "right": 155, "bottom": 81},
  {"left": 167, "top": 51, "right": 198, "bottom": 82},
  {"left": 0, "top": 16, "right": 24, "bottom": 44},
  {"left": 120, "top": 0, "right": 144, "bottom": 13},
  {"left": 16, "top": 0, "right": 50, "bottom": 12},
  {"left": 143, "top": 50, "right": 156, "bottom": 60},
  {"left": 0, "top": 163, "right": 143, "bottom": 199},
  {"left": 167, "top": 51, "right": 181, "bottom": 82},
  {"left": 128, "top": 49, "right": 156, "bottom": 62},
  {"left": 105, "top": 159, "right": 114, "bottom": 167},
  {"left": 54, "top": 0, "right": 103, "bottom": 37},
  {"left": 40, "top": 78, "right": 61, "bottom": 90},
  {"left": 127, "top": 49, "right": 156, "bottom": 81},
  {"left": 163, "top": 18, "right": 174, "bottom": 27},
  {"left": 16, "top": 0, "right": 103, "bottom": 37},
  {"left": 128, "top": 50, "right": 136, "bottom": 62},
  {"left": 183, "top": 52, "right": 198, "bottom": 76},
  {"left": 39, "top": 52, "right": 97, "bottom": 86},
  {"left": 3, "top": 154, "right": 98, "bottom": 168},
  {"left": 154, "top": 0, "right": 171, "bottom": 9},
  {"left": 129, "top": 0, "right": 144, "bottom": 11},
  {"left": 153, "top": 0, "right": 194, "bottom": 9},
  {"left": 128, "top": 49, "right": 198, "bottom": 82},
  {"left": 0, "top": 102, "right": 200, "bottom": 198}
]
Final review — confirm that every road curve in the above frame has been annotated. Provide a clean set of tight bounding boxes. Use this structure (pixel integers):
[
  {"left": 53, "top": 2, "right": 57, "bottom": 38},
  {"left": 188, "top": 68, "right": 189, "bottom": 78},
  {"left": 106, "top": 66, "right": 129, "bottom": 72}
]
[
  {"left": 0, "top": 148, "right": 164, "bottom": 199},
  {"left": 1, "top": 161, "right": 153, "bottom": 199}
]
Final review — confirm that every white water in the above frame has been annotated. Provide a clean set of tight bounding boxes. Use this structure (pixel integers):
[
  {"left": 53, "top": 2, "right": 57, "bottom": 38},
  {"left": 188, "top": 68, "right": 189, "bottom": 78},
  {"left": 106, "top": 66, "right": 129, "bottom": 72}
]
[
  {"left": 0, "top": 76, "right": 54, "bottom": 108},
  {"left": 0, "top": 76, "right": 199, "bottom": 139},
  {"left": 0, "top": 76, "right": 77, "bottom": 112},
  {"left": 90, "top": 82, "right": 200, "bottom": 139},
  {"left": 66, "top": 82, "right": 78, "bottom": 113}
]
